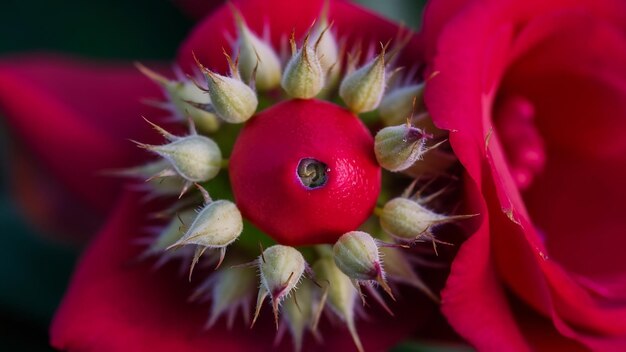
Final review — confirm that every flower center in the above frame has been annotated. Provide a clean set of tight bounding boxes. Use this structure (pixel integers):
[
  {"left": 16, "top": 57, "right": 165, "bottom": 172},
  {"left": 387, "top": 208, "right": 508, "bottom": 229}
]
[
  {"left": 297, "top": 158, "right": 328, "bottom": 189},
  {"left": 229, "top": 99, "right": 381, "bottom": 246},
  {"left": 494, "top": 95, "right": 546, "bottom": 190}
]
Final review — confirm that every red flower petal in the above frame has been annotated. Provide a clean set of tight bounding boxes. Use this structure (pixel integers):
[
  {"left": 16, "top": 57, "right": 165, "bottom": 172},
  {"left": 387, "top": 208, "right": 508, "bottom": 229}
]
[
  {"left": 51, "top": 191, "right": 432, "bottom": 351},
  {"left": 0, "top": 54, "right": 168, "bottom": 240},
  {"left": 177, "top": 0, "right": 421, "bottom": 73},
  {"left": 441, "top": 178, "right": 532, "bottom": 352},
  {"left": 421, "top": 0, "right": 626, "bottom": 349}
]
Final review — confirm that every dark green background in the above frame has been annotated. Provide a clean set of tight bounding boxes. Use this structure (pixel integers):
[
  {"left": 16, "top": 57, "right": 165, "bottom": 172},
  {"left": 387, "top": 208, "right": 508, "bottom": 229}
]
[{"left": 0, "top": 1, "right": 469, "bottom": 351}]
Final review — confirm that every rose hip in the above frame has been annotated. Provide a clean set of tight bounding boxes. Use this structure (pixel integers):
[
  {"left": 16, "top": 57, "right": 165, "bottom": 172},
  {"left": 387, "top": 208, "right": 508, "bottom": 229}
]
[{"left": 229, "top": 99, "right": 381, "bottom": 246}]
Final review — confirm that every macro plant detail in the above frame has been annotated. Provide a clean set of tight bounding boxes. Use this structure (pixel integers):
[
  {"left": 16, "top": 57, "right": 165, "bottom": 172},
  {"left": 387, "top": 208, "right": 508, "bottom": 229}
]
[
  {"left": 2, "top": 0, "right": 623, "bottom": 351},
  {"left": 124, "top": 4, "right": 473, "bottom": 352}
]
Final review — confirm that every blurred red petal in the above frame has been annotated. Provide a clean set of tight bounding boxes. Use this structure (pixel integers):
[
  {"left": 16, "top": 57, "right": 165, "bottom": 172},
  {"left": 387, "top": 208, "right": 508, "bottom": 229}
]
[
  {"left": 0, "top": 54, "right": 168, "bottom": 240},
  {"left": 51, "top": 191, "right": 432, "bottom": 352}
]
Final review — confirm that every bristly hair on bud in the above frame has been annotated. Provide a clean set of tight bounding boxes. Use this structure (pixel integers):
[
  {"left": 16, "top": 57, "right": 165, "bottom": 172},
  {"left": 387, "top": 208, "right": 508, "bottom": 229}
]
[
  {"left": 193, "top": 52, "right": 258, "bottom": 124},
  {"left": 313, "top": 256, "right": 364, "bottom": 352},
  {"left": 230, "top": 4, "right": 282, "bottom": 91},
  {"left": 378, "top": 244, "right": 440, "bottom": 303},
  {"left": 378, "top": 181, "right": 478, "bottom": 254},
  {"left": 253, "top": 245, "right": 307, "bottom": 331},
  {"left": 132, "top": 118, "right": 222, "bottom": 197},
  {"left": 101, "top": 159, "right": 186, "bottom": 198},
  {"left": 166, "top": 185, "right": 243, "bottom": 281},
  {"left": 137, "top": 209, "right": 196, "bottom": 271},
  {"left": 279, "top": 279, "right": 320, "bottom": 352},
  {"left": 332, "top": 231, "right": 394, "bottom": 300},
  {"left": 378, "top": 83, "right": 424, "bottom": 126},
  {"left": 311, "top": 1, "right": 340, "bottom": 84},
  {"left": 339, "top": 42, "right": 388, "bottom": 113},
  {"left": 135, "top": 63, "right": 220, "bottom": 133},
  {"left": 281, "top": 28, "right": 326, "bottom": 99},
  {"left": 190, "top": 263, "right": 257, "bottom": 329}
]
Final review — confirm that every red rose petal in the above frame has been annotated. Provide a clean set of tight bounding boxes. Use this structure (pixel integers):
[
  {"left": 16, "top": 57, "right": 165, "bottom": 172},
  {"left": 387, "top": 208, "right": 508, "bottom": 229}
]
[
  {"left": 440, "top": 177, "right": 532, "bottom": 352},
  {"left": 421, "top": 0, "right": 626, "bottom": 349}
]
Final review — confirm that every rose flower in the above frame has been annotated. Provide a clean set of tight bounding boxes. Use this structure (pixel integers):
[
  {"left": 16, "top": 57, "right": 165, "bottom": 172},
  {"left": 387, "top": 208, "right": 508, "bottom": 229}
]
[{"left": 420, "top": 0, "right": 626, "bottom": 350}]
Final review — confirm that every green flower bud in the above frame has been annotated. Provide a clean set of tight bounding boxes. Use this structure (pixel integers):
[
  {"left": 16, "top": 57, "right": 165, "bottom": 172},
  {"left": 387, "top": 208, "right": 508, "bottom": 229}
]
[
  {"left": 378, "top": 84, "right": 424, "bottom": 126},
  {"left": 281, "top": 32, "right": 325, "bottom": 99},
  {"left": 140, "top": 134, "right": 222, "bottom": 183},
  {"left": 374, "top": 124, "right": 432, "bottom": 172},
  {"left": 380, "top": 197, "right": 445, "bottom": 240},
  {"left": 232, "top": 7, "right": 282, "bottom": 90},
  {"left": 333, "top": 231, "right": 393, "bottom": 299},
  {"left": 203, "top": 70, "right": 258, "bottom": 123},
  {"left": 339, "top": 45, "right": 387, "bottom": 113},
  {"left": 254, "top": 245, "right": 306, "bottom": 330},
  {"left": 168, "top": 199, "right": 243, "bottom": 280}
]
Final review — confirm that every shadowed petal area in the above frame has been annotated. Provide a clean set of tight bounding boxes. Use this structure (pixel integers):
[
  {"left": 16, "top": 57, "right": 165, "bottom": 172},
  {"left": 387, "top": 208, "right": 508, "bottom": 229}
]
[
  {"left": 51, "top": 191, "right": 432, "bottom": 352},
  {"left": 0, "top": 55, "right": 169, "bottom": 239},
  {"left": 177, "top": 0, "right": 422, "bottom": 73}
]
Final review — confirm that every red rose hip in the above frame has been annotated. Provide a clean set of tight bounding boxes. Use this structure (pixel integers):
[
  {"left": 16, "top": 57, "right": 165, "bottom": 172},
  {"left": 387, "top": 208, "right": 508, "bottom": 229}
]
[{"left": 229, "top": 99, "right": 381, "bottom": 246}]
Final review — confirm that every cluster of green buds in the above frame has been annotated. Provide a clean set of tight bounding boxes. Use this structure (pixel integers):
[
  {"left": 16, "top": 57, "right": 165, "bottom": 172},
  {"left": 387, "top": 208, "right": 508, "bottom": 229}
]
[
  {"left": 378, "top": 181, "right": 477, "bottom": 254},
  {"left": 123, "top": 4, "right": 479, "bottom": 352}
]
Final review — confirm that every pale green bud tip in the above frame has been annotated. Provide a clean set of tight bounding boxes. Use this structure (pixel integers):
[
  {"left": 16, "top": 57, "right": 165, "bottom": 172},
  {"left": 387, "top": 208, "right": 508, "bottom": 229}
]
[
  {"left": 313, "top": 257, "right": 356, "bottom": 316},
  {"left": 256, "top": 245, "right": 306, "bottom": 329},
  {"left": 148, "top": 135, "right": 222, "bottom": 183},
  {"left": 205, "top": 71, "right": 258, "bottom": 123},
  {"left": 312, "top": 22, "right": 339, "bottom": 74},
  {"left": 379, "top": 84, "right": 424, "bottom": 126},
  {"left": 135, "top": 63, "right": 220, "bottom": 133},
  {"left": 380, "top": 197, "right": 445, "bottom": 240},
  {"left": 146, "top": 210, "right": 196, "bottom": 255},
  {"left": 281, "top": 280, "right": 315, "bottom": 352},
  {"left": 313, "top": 257, "right": 364, "bottom": 352},
  {"left": 170, "top": 81, "right": 220, "bottom": 133},
  {"left": 281, "top": 33, "right": 325, "bottom": 99},
  {"left": 191, "top": 266, "right": 256, "bottom": 328},
  {"left": 339, "top": 46, "right": 387, "bottom": 113},
  {"left": 233, "top": 7, "right": 282, "bottom": 90},
  {"left": 374, "top": 125, "right": 431, "bottom": 172}
]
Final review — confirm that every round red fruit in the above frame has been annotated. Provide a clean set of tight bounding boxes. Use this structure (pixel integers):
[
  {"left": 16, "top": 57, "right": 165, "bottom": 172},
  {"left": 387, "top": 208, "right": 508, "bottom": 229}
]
[{"left": 229, "top": 99, "right": 381, "bottom": 246}]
